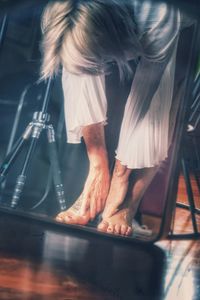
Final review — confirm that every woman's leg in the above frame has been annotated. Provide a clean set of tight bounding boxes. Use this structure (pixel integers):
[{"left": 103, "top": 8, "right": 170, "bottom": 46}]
[
  {"left": 98, "top": 165, "right": 158, "bottom": 236},
  {"left": 56, "top": 123, "right": 110, "bottom": 224}
]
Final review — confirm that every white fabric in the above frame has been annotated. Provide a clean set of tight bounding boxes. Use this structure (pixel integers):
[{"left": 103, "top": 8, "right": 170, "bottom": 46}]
[
  {"left": 62, "top": 0, "right": 182, "bottom": 169},
  {"left": 62, "top": 71, "right": 107, "bottom": 143},
  {"left": 116, "top": 43, "right": 177, "bottom": 168}
]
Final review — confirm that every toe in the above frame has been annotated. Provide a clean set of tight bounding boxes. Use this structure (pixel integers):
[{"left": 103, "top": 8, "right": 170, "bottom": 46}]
[
  {"left": 64, "top": 214, "right": 89, "bottom": 225},
  {"left": 125, "top": 226, "right": 133, "bottom": 236},
  {"left": 98, "top": 220, "right": 109, "bottom": 232},
  {"left": 55, "top": 216, "right": 63, "bottom": 222},
  {"left": 64, "top": 214, "right": 75, "bottom": 224},
  {"left": 114, "top": 224, "right": 120, "bottom": 235},
  {"left": 120, "top": 224, "right": 127, "bottom": 235},
  {"left": 107, "top": 224, "right": 114, "bottom": 234},
  {"left": 55, "top": 211, "right": 67, "bottom": 222}
]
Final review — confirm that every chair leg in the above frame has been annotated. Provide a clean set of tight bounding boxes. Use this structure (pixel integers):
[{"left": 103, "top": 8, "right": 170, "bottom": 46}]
[{"left": 181, "top": 157, "right": 199, "bottom": 234}]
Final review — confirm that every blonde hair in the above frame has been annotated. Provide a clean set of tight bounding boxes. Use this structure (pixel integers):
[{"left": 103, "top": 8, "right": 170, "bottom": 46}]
[{"left": 40, "top": 0, "right": 142, "bottom": 80}]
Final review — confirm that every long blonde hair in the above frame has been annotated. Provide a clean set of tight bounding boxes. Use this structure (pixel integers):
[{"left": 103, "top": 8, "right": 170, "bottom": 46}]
[{"left": 40, "top": 0, "right": 142, "bottom": 80}]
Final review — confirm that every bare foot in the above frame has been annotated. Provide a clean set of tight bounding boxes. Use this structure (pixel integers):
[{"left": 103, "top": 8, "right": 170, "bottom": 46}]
[
  {"left": 56, "top": 163, "right": 110, "bottom": 225},
  {"left": 98, "top": 166, "right": 159, "bottom": 236},
  {"left": 102, "top": 160, "right": 132, "bottom": 219},
  {"left": 56, "top": 196, "right": 91, "bottom": 225},
  {"left": 98, "top": 208, "right": 133, "bottom": 236}
]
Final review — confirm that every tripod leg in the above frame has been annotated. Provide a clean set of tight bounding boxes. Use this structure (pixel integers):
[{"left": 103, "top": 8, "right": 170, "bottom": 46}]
[
  {"left": 0, "top": 123, "right": 33, "bottom": 184},
  {"left": 31, "top": 106, "right": 65, "bottom": 210},
  {"left": 11, "top": 135, "right": 39, "bottom": 208},
  {"left": 47, "top": 125, "right": 67, "bottom": 211}
]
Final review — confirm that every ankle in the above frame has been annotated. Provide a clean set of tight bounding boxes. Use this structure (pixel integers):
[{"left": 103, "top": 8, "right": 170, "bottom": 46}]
[
  {"left": 113, "top": 160, "right": 132, "bottom": 179},
  {"left": 128, "top": 199, "right": 140, "bottom": 216},
  {"left": 113, "top": 169, "right": 130, "bottom": 183}
]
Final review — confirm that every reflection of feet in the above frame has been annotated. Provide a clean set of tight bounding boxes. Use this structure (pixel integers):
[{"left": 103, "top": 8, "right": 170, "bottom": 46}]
[
  {"left": 98, "top": 208, "right": 133, "bottom": 236},
  {"left": 56, "top": 197, "right": 90, "bottom": 225}
]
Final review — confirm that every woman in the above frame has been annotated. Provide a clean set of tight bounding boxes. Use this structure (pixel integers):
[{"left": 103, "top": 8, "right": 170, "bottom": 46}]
[{"left": 41, "top": 0, "right": 181, "bottom": 236}]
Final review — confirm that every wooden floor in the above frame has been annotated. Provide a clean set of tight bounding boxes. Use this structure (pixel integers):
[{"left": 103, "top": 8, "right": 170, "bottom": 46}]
[{"left": 0, "top": 174, "right": 199, "bottom": 300}]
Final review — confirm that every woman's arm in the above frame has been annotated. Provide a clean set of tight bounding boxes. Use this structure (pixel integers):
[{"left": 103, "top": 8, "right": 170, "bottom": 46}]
[
  {"left": 62, "top": 70, "right": 110, "bottom": 217},
  {"left": 62, "top": 70, "right": 108, "bottom": 143},
  {"left": 81, "top": 123, "right": 110, "bottom": 217}
]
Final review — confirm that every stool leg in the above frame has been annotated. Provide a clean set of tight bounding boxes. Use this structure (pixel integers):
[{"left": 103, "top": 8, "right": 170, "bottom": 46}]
[{"left": 181, "top": 157, "right": 199, "bottom": 234}]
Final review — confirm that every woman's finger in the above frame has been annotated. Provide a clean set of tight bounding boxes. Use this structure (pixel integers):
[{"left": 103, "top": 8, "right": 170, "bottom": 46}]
[
  {"left": 79, "top": 194, "right": 89, "bottom": 216},
  {"left": 96, "top": 195, "right": 102, "bottom": 214},
  {"left": 90, "top": 196, "right": 96, "bottom": 219}
]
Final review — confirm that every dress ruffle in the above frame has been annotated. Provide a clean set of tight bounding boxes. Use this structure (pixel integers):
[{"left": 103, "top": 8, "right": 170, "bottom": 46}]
[
  {"left": 115, "top": 43, "right": 177, "bottom": 168},
  {"left": 62, "top": 70, "right": 107, "bottom": 143}
]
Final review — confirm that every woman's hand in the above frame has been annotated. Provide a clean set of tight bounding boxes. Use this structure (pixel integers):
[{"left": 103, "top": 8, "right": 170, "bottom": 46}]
[
  {"left": 79, "top": 123, "right": 110, "bottom": 219},
  {"left": 79, "top": 162, "right": 110, "bottom": 219}
]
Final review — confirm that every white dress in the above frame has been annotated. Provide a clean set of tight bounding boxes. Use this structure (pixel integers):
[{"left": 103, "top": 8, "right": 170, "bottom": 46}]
[{"left": 62, "top": 0, "right": 181, "bottom": 169}]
